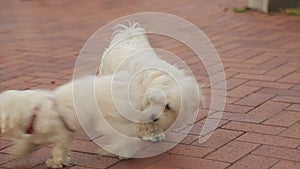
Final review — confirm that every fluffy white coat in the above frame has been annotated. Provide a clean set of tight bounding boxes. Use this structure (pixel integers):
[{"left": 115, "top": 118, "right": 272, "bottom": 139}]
[{"left": 99, "top": 22, "right": 205, "bottom": 141}]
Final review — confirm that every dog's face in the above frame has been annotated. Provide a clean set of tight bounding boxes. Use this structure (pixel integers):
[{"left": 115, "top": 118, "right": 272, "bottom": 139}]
[{"left": 141, "top": 71, "right": 204, "bottom": 131}]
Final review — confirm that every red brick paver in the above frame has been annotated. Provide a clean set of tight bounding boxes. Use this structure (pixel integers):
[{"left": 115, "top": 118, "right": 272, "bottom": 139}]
[
  {"left": 206, "top": 140, "right": 260, "bottom": 163},
  {"left": 227, "top": 154, "right": 278, "bottom": 169},
  {"left": 270, "top": 160, "right": 300, "bottom": 169},
  {"left": 0, "top": 0, "right": 300, "bottom": 168},
  {"left": 252, "top": 145, "right": 300, "bottom": 162},
  {"left": 157, "top": 155, "right": 230, "bottom": 169}
]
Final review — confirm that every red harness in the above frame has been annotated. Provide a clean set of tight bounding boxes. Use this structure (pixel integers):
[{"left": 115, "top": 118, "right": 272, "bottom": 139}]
[
  {"left": 24, "top": 98, "right": 75, "bottom": 135},
  {"left": 25, "top": 114, "right": 37, "bottom": 134},
  {"left": 25, "top": 106, "right": 40, "bottom": 134}
]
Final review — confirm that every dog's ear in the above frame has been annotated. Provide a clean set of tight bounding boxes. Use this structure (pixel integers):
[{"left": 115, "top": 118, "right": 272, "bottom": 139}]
[
  {"left": 144, "top": 70, "right": 167, "bottom": 82},
  {"left": 150, "top": 71, "right": 164, "bottom": 79}
]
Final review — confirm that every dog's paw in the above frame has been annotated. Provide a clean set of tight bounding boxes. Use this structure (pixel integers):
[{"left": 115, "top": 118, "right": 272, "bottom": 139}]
[
  {"left": 98, "top": 149, "right": 130, "bottom": 160},
  {"left": 46, "top": 158, "right": 65, "bottom": 168},
  {"left": 138, "top": 124, "right": 165, "bottom": 142},
  {"left": 141, "top": 132, "right": 165, "bottom": 142},
  {"left": 118, "top": 156, "right": 130, "bottom": 160},
  {"left": 98, "top": 149, "right": 117, "bottom": 158}
]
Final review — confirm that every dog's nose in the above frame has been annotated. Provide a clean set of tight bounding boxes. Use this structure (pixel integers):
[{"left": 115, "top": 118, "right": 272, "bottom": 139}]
[{"left": 151, "top": 114, "right": 159, "bottom": 122}]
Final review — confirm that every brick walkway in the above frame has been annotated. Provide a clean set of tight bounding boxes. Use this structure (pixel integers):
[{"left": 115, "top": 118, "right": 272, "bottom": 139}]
[{"left": 1, "top": 0, "right": 300, "bottom": 169}]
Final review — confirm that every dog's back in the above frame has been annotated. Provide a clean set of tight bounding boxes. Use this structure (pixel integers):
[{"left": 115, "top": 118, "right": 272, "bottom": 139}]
[{"left": 53, "top": 73, "right": 141, "bottom": 138}]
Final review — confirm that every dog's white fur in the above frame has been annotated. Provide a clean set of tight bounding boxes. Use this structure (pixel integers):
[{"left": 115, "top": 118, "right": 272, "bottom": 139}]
[
  {"left": 0, "top": 89, "right": 74, "bottom": 168},
  {"left": 0, "top": 72, "right": 157, "bottom": 168},
  {"left": 99, "top": 22, "right": 205, "bottom": 141}
]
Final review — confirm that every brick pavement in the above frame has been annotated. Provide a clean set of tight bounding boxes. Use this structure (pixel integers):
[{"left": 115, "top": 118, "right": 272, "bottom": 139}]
[{"left": 0, "top": 0, "right": 300, "bottom": 168}]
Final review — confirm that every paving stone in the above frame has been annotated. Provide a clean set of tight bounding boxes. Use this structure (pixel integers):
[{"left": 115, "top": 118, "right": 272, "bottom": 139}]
[
  {"left": 206, "top": 141, "right": 260, "bottom": 163},
  {"left": 237, "top": 132, "right": 300, "bottom": 148},
  {"left": 169, "top": 144, "right": 213, "bottom": 157},
  {"left": 224, "top": 104, "right": 253, "bottom": 114},
  {"left": 286, "top": 104, "right": 300, "bottom": 112},
  {"left": 0, "top": 140, "right": 13, "bottom": 151},
  {"left": 222, "top": 121, "right": 286, "bottom": 135},
  {"left": 193, "top": 128, "right": 243, "bottom": 149},
  {"left": 259, "top": 88, "right": 300, "bottom": 97},
  {"left": 234, "top": 93, "right": 274, "bottom": 107},
  {"left": 266, "top": 65, "right": 298, "bottom": 77},
  {"left": 252, "top": 145, "right": 300, "bottom": 162},
  {"left": 279, "top": 122, "right": 300, "bottom": 139},
  {"left": 272, "top": 96, "right": 300, "bottom": 104},
  {"left": 245, "top": 80, "right": 293, "bottom": 89},
  {"left": 1, "top": 147, "right": 51, "bottom": 168},
  {"left": 158, "top": 155, "right": 230, "bottom": 169},
  {"left": 262, "top": 111, "right": 300, "bottom": 127},
  {"left": 0, "top": 153, "right": 14, "bottom": 166},
  {"left": 270, "top": 160, "right": 300, "bottom": 169},
  {"left": 227, "top": 86, "right": 260, "bottom": 98},
  {"left": 227, "top": 154, "right": 278, "bottom": 169},
  {"left": 109, "top": 154, "right": 166, "bottom": 169},
  {"left": 69, "top": 151, "right": 119, "bottom": 169},
  {"left": 279, "top": 72, "right": 300, "bottom": 84}
]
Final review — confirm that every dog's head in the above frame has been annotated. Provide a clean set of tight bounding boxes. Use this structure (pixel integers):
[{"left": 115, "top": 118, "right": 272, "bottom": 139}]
[{"left": 139, "top": 70, "right": 204, "bottom": 131}]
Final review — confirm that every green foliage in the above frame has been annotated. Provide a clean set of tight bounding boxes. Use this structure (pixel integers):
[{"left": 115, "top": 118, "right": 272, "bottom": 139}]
[
  {"left": 233, "top": 7, "right": 249, "bottom": 13},
  {"left": 283, "top": 8, "right": 300, "bottom": 16}
]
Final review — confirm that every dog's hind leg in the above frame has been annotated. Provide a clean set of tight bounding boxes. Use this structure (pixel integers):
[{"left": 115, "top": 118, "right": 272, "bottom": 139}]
[{"left": 46, "top": 135, "right": 73, "bottom": 169}]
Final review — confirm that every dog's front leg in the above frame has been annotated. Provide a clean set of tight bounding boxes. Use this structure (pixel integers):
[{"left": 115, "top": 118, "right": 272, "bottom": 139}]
[
  {"left": 46, "top": 139, "right": 71, "bottom": 169},
  {"left": 138, "top": 123, "right": 165, "bottom": 142}
]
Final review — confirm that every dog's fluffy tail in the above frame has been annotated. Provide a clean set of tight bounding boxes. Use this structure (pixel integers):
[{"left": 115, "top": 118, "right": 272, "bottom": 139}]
[
  {"left": 107, "top": 21, "right": 153, "bottom": 51},
  {"left": 99, "top": 21, "right": 157, "bottom": 75},
  {"left": 110, "top": 21, "right": 146, "bottom": 45},
  {"left": 102, "top": 21, "right": 153, "bottom": 62}
]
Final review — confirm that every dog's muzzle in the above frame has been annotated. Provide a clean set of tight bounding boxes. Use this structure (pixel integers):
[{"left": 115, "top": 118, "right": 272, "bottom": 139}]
[{"left": 151, "top": 114, "right": 159, "bottom": 122}]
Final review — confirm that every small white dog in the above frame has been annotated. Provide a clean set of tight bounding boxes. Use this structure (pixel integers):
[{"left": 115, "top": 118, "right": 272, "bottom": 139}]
[
  {"left": 0, "top": 72, "right": 159, "bottom": 168},
  {"left": 99, "top": 22, "right": 205, "bottom": 142}
]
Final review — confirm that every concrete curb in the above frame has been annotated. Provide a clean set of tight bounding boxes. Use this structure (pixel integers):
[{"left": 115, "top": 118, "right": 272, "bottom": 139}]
[{"left": 248, "top": 0, "right": 300, "bottom": 13}]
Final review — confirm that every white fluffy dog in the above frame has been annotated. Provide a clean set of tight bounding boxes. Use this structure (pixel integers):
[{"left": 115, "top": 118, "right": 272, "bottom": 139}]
[
  {"left": 0, "top": 72, "right": 158, "bottom": 168},
  {"left": 99, "top": 22, "right": 205, "bottom": 142}
]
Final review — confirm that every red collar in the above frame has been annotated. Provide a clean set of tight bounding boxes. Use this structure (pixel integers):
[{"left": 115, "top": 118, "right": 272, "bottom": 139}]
[{"left": 25, "top": 114, "right": 37, "bottom": 134}]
